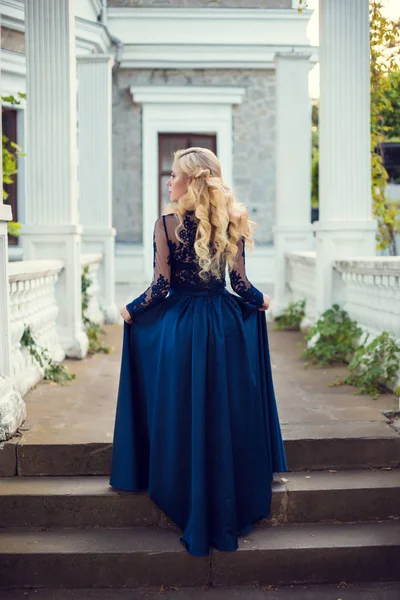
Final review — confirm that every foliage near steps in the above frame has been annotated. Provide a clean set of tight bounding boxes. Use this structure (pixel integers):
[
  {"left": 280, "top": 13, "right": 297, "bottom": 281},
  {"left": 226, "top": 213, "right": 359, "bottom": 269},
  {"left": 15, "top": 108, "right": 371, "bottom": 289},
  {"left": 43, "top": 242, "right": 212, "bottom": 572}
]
[
  {"left": 275, "top": 300, "right": 400, "bottom": 400},
  {"left": 332, "top": 332, "right": 400, "bottom": 400},
  {"left": 81, "top": 266, "right": 112, "bottom": 355},
  {"left": 18, "top": 267, "right": 113, "bottom": 387},
  {"left": 20, "top": 325, "right": 75, "bottom": 385},
  {"left": 303, "top": 305, "right": 362, "bottom": 366},
  {"left": 273, "top": 299, "right": 306, "bottom": 331}
]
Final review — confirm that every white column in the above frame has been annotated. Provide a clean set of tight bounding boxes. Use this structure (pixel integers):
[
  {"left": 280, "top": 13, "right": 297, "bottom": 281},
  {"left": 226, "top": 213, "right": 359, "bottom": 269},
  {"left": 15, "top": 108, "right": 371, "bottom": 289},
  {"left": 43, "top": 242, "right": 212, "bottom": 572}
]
[
  {"left": 315, "top": 0, "right": 376, "bottom": 312},
  {"left": 273, "top": 52, "right": 314, "bottom": 311},
  {"left": 0, "top": 31, "right": 26, "bottom": 441},
  {"left": 77, "top": 55, "right": 118, "bottom": 323},
  {"left": 22, "top": 0, "right": 88, "bottom": 358}
]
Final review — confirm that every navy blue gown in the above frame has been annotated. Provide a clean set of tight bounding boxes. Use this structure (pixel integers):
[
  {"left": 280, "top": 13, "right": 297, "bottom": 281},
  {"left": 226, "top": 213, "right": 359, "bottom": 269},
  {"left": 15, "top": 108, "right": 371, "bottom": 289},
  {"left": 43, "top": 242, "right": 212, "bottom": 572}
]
[{"left": 110, "top": 211, "right": 288, "bottom": 557}]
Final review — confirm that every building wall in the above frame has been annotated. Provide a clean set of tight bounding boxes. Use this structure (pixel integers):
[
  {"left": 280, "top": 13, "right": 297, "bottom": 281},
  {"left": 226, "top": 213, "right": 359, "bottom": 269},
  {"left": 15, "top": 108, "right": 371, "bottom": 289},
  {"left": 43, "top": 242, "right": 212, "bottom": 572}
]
[
  {"left": 108, "top": 0, "right": 291, "bottom": 8},
  {"left": 112, "top": 68, "right": 276, "bottom": 245},
  {"left": 1, "top": 27, "right": 25, "bottom": 53}
]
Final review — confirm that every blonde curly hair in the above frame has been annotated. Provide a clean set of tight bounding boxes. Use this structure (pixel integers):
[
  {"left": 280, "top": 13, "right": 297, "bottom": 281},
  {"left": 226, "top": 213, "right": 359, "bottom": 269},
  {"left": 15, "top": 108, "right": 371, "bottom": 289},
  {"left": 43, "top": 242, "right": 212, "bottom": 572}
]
[{"left": 165, "top": 147, "right": 256, "bottom": 280}]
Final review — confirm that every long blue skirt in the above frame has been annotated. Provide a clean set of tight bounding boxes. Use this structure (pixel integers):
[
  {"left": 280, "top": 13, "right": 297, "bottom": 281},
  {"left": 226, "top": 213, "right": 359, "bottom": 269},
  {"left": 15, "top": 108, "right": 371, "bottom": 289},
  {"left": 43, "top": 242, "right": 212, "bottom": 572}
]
[{"left": 109, "top": 288, "right": 288, "bottom": 557}]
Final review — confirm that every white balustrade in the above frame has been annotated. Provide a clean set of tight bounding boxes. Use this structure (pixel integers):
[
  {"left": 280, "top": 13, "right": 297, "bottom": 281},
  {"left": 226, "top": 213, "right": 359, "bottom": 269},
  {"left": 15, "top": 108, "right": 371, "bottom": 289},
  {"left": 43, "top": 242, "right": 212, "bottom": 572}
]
[
  {"left": 81, "top": 254, "right": 105, "bottom": 326},
  {"left": 8, "top": 260, "right": 65, "bottom": 396},
  {"left": 334, "top": 258, "right": 400, "bottom": 343},
  {"left": 285, "top": 251, "right": 317, "bottom": 328}
]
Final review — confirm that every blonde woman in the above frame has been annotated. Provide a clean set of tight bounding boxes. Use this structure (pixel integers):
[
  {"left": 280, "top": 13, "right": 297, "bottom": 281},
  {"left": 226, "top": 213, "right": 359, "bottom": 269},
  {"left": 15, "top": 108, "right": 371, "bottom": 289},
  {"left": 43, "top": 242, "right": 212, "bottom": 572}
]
[{"left": 110, "top": 147, "right": 288, "bottom": 557}]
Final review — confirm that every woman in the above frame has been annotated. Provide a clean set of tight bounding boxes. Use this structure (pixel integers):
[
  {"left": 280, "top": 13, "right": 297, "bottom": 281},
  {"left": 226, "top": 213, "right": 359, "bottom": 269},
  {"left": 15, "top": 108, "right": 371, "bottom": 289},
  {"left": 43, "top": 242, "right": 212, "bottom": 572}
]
[{"left": 110, "top": 147, "right": 288, "bottom": 557}]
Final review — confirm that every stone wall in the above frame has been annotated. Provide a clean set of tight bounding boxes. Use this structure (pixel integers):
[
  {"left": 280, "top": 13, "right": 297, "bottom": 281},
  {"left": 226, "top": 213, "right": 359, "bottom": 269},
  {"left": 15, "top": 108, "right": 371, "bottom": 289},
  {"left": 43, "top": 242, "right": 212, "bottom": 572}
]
[
  {"left": 108, "top": 0, "right": 291, "bottom": 7},
  {"left": 112, "top": 69, "right": 276, "bottom": 244},
  {"left": 1, "top": 27, "right": 25, "bottom": 53}
]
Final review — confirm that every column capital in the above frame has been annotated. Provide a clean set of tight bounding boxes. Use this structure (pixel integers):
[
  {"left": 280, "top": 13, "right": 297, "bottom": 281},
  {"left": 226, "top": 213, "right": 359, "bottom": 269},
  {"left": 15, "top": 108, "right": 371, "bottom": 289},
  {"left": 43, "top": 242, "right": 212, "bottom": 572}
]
[
  {"left": 274, "top": 51, "right": 312, "bottom": 64},
  {"left": 77, "top": 54, "right": 115, "bottom": 67}
]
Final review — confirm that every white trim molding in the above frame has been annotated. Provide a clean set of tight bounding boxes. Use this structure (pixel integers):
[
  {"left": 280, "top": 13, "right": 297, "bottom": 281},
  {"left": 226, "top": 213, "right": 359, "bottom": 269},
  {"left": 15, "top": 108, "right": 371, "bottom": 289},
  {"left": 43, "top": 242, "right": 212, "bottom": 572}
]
[
  {"left": 0, "top": 49, "right": 26, "bottom": 100},
  {"left": 75, "top": 18, "right": 112, "bottom": 54},
  {"left": 107, "top": 7, "right": 316, "bottom": 69},
  {"left": 130, "top": 85, "right": 246, "bottom": 106},
  {"left": 107, "top": 7, "right": 312, "bottom": 46},
  {"left": 0, "top": 0, "right": 24, "bottom": 32},
  {"left": 121, "top": 43, "right": 317, "bottom": 70},
  {"left": 131, "top": 85, "right": 245, "bottom": 280}
]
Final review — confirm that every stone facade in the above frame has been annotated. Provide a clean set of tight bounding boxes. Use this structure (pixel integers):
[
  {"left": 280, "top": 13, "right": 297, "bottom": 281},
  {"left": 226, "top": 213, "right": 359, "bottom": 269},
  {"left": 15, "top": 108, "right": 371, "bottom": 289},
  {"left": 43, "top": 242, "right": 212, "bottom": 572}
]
[
  {"left": 1, "top": 27, "right": 25, "bottom": 53},
  {"left": 112, "top": 69, "right": 276, "bottom": 245},
  {"left": 108, "top": 0, "right": 291, "bottom": 8}
]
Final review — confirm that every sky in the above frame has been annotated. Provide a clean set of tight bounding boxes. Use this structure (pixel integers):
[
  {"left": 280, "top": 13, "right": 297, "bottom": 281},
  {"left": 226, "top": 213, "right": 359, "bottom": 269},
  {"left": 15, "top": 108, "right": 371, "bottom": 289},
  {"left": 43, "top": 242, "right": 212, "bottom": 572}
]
[{"left": 306, "top": 0, "right": 400, "bottom": 98}]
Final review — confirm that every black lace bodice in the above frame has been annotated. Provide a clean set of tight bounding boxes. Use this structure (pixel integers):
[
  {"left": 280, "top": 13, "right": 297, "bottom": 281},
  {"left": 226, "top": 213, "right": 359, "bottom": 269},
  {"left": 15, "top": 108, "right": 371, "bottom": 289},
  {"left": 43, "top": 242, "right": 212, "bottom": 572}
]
[{"left": 126, "top": 212, "right": 264, "bottom": 319}]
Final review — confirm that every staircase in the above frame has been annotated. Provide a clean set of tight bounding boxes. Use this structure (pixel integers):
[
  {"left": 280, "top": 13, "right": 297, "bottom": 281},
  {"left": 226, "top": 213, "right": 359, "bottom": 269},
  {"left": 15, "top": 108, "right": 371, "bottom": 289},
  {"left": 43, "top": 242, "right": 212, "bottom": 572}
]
[
  {"left": 1, "top": 325, "right": 400, "bottom": 592},
  {"left": 0, "top": 435, "right": 399, "bottom": 590}
]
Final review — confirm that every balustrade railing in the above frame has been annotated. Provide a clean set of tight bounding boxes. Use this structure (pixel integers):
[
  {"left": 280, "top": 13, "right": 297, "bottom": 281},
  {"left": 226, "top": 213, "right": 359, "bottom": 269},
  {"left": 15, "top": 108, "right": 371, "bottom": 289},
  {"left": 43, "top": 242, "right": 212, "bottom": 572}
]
[{"left": 8, "top": 260, "right": 65, "bottom": 395}]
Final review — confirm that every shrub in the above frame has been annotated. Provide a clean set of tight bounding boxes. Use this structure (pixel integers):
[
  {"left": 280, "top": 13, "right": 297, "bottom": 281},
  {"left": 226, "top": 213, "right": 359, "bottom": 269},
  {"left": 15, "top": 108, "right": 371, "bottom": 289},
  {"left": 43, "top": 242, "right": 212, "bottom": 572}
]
[
  {"left": 274, "top": 299, "right": 306, "bottom": 331},
  {"left": 336, "top": 332, "right": 400, "bottom": 399},
  {"left": 303, "top": 304, "right": 362, "bottom": 366}
]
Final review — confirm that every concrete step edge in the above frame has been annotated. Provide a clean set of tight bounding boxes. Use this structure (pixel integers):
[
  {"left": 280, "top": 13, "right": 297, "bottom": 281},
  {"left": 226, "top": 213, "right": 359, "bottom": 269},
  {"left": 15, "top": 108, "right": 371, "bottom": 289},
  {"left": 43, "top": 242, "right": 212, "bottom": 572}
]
[
  {"left": 4, "top": 583, "right": 400, "bottom": 600},
  {"left": 1, "top": 469, "right": 400, "bottom": 495},
  {"left": 1, "top": 520, "right": 400, "bottom": 554}
]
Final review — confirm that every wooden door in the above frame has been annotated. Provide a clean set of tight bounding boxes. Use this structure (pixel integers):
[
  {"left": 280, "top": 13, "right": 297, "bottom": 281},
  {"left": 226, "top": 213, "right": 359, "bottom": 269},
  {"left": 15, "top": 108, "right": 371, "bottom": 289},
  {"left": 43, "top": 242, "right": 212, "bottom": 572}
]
[{"left": 158, "top": 133, "right": 217, "bottom": 215}]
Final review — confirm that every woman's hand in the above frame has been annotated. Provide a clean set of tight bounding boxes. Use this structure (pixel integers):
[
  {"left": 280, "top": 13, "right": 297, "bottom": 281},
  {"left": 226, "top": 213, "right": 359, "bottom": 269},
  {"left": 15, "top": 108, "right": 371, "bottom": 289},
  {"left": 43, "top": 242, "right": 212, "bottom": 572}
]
[
  {"left": 120, "top": 306, "right": 133, "bottom": 324},
  {"left": 258, "top": 294, "right": 270, "bottom": 312}
]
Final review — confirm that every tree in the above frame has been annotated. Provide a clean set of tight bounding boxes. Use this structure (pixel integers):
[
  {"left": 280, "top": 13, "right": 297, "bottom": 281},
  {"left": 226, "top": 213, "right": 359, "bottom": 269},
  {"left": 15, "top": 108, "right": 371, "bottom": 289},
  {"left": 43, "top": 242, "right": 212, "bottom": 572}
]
[
  {"left": 1, "top": 93, "right": 25, "bottom": 238},
  {"left": 381, "top": 71, "right": 400, "bottom": 138},
  {"left": 370, "top": 1, "right": 400, "bottom": 254}
]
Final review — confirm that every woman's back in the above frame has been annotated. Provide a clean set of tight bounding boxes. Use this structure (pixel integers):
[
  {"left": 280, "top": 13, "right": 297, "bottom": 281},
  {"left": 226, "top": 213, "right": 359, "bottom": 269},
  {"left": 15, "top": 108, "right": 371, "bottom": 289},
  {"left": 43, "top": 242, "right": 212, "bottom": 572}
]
[
  {"left": 124, "top": 211, "right": 265, "bottom": 320},
  {"left": 163, "top": 211, "right": 226, "bottom": 293}
]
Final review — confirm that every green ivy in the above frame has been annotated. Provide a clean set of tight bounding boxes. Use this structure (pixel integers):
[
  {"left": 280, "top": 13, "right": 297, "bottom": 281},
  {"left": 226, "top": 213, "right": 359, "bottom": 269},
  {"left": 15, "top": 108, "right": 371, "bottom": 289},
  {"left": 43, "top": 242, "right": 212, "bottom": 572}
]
[
  {"left": 81, "top": 265, "right": 92, "bottom": 318},
  {"left": 20, "top": 325, "right": 75, "bottom": 385},
  {"left": 274, "top": 299, "right": 306, "bottom": 331},
  {"left": 81, "top": 266, "right": 112, "bottom": 355},
  {"left": 302, "top": 304, "right": 362, "bottom": 366},
  {"left": 332, "top": 332, "right": 400, "bottom": 400},
  {"left": 85, "top": 321, "right": 112, "bottom": 355}
]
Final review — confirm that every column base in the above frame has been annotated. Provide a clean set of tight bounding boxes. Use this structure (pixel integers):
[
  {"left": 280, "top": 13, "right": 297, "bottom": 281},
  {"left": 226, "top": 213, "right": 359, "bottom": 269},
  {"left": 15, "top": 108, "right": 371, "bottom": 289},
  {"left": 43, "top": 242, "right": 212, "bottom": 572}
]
[
  {"left": 0, "top": 377, "right": 26, "bottom": 442},
  {"left": 63, "top": 330, "right": 89, "bottom": 360},
  {"left": 103, "top": 303, "right": 120, "bottom": 324},
  {"left": 314, "top": 219, "right": 377, "bottom": 313},
  {"left": 273, "top": 224, "right": 315, "bottom": 314}
]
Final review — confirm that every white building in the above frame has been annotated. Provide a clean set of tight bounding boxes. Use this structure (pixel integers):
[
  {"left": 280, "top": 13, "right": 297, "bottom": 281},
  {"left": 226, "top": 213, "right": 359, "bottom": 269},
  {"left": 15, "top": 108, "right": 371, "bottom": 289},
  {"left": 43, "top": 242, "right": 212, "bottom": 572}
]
[{"left": 1, "top": 0, "right": 399, "bottom": 441}]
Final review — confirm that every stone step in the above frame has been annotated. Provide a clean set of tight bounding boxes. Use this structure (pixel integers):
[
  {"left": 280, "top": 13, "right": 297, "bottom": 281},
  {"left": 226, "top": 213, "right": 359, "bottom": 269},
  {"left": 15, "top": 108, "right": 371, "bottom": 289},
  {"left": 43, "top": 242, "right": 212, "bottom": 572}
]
[
  {"left": 0, "top": 470, "right": 399, "bottom": 529},
  {"left": 3, "top": 423, "right": 400, "bottom": 477},
  {"left": 0, "top": 521, "right": 399, "bottom": 588},
  {"left": 3, "top": 582, "right": 400, "bottom": 599}
]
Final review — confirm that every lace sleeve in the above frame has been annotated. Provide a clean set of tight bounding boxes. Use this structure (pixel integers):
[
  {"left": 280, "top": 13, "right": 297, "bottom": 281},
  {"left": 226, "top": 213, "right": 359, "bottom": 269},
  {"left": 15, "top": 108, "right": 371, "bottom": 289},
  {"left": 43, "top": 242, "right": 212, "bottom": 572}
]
[
  {"left": 126, "top": 216, "right": 171, "bottom": 319},
  {"left": 229, "top": 237, "right": 264, "bottom": 307}
]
